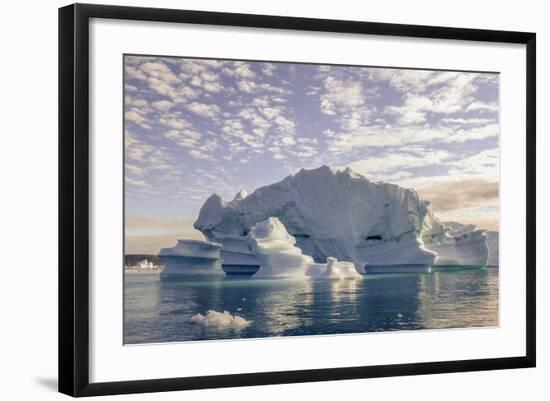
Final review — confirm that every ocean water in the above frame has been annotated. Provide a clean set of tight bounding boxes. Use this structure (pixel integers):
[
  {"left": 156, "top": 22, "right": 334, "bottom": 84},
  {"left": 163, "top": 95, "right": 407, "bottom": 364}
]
[{"left": 124, "top": 268, "right": 499, "bottom": 344}]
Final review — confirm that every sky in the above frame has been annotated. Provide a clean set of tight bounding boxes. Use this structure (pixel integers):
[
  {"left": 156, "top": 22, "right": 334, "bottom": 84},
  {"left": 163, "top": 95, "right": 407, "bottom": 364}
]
[{"left": 124, "top": 55, "right": 499, "bottom": 254}]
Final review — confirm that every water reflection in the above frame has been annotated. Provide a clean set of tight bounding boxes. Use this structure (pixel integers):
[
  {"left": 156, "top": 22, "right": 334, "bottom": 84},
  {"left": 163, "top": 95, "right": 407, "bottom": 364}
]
[
  {"left": 124, "top": 268, "right": 500, "bottom": 344},
  {"left": 415, "top": 269, "right": 499, "bottom": 329},
  {"left": 123, "top": 272, "right": 161, "bottom": 343},
  {"left": 252, "top": 279, "right": 314, "bottom": 336}
]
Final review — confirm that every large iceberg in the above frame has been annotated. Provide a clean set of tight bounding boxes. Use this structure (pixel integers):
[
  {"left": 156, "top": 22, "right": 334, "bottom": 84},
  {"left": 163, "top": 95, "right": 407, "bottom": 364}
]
[{"left": 194, "top": 166, "right": 489, "bottom": 271}]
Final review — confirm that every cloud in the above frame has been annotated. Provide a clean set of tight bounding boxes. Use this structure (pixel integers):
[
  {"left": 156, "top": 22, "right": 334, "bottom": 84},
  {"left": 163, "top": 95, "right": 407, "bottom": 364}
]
[
  {"left": 189, "top": 148, "right": 215, "bottom": 160},
  {"left": 203, "top": 81, "right": 223, "bottom": 93},
  {"left": 125, "top": 177, "right": 150, "bottom": 187},
  {"left": 449, "top": 148, "right": 499, "bottom": 179},
  {"left": 370, "top": 69, "right": 466, "bottom": 94},
  {"left": 152, "top": 100, "right": 173, "bottom": 111},
  {"left": 165, "top": 129, "right": 201, "bottom": 148},
  {"left": 385, "top": 73, "right": 479, "bottom": 123},
  {"left": 186, "top": 102, "right": 220, "bottom": 118},
  {"left": 233, "top": 62, "right": 256, "bottom": 79},
  {"left": 413, "top": 178, "right": 499, "bottom": 231},
  {"left": 444, "top": 123, "right": 499, "bottom": 143},
  {"left": 125, "top": 65, "right": 147, "bottom": 81},
  {"left": 262, "top": 63, "right": 276, "bottom": 76},
  {"left": 416, "top": 179, "right": 498, "bottom": 212},
  {"left": 126, "top": 57, "right": 201, "bottom": 103},
  {"left": 440, "top": 117, "right": 494, "bottom": 125},
  {"left": 324, "top": 125, "right": 447, "bottom": 152},
  {"left": 159, "top": 114, "right": 191, "bottom": 130},
  {"left": 125, "top": 163, "right": 145, "bottom": 176},
  {"left": 320, "top": 76, "right": 364, "bottom": 116},
  {"left": 324, "top": 120, "right": 498, "bottom": 155},
  {"left": 280, "top": 136, "right": 296, "bottom": 146},
  {"left": 466, "top": 101, "right": 499, "bottom": 112},
  {"left": 125, "top": 109, "right": 151, "bottom": 129},
  {"left": 237, "top": 80, "right": 258, "bottom": 93},
  {"left": 344, "top": 149, "right": 450, "bottom": 177}
]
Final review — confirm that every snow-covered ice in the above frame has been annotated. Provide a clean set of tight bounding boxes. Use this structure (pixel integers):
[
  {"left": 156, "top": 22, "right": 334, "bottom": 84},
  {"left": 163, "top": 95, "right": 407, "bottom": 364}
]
[
  {"left": 159, "top": 239, "right": 222, "bottom": 259},
  {"left": 247, "top": 217, "right": 314, "bottom": 278},
  {"left": 308, "top": 257, "right": 362, "bottom": 279},
  {"left": 245, "top": 217, "right": 362, "bottom": 279}
]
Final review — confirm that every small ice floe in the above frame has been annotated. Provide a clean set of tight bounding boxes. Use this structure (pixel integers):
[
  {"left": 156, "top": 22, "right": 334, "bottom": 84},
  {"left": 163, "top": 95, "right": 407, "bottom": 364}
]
[{"left": 191, "top": 310, "right": 251, "bottom": 330}]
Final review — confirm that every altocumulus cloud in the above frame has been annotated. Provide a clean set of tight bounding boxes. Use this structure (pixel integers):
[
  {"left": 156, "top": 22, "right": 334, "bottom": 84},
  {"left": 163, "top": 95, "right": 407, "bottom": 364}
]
[{"left": 123, "top": 55, "right": 501, "bottom": 252}]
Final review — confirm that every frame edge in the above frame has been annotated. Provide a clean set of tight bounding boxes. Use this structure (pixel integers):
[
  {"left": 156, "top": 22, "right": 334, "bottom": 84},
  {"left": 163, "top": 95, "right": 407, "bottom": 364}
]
[
  {"left": 58, "top": 3, "right": 77, "bottom": 397},
  {"left": 525, "top": 33, "right": 536, "bottom": 368},
  {"left": 58, "top": 2, "right": 537, "bottom": 396}
]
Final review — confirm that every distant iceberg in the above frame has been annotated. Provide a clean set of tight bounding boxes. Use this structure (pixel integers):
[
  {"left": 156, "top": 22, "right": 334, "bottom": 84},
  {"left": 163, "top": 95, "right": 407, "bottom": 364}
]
[
  {"left": 124, "top": 258, "right": 163, "bottom": 272},
  {"left": 486, "top": 230, "right": 499, "bottom": 267},
  {"left": 427, "top": 222, "right": 489, "bottom": 266},
  {"left": 194, "top": 166, "right": 489, "bottom": 272}
]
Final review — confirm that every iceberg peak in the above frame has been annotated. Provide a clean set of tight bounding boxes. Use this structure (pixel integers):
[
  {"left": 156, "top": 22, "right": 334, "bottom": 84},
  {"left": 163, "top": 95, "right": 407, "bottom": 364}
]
[
  {"left": 232, "top": 189, "right": 248, "bottom": 202},
  {"left": 194, "top": 193, "right": 226, "bottom": 230}
]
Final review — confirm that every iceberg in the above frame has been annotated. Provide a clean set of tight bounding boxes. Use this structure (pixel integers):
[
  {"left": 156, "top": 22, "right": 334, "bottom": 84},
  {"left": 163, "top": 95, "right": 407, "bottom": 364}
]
[
  {"left": 486, "top": 230, "right": 499, "bottom": 266},
  {"left": 158, "top": 239, "right": 224, "bottom": 276},
  {"left": 194, "top": 166, "right": 489, "bottom": 272},
  {"left": 195, "top": 193, "right": 261, "bottom": 276},
  {"left": 246, "top": 217, "right": 362, "bottom": 279},
  {"left": 308, "top": 257, "right": 363, "bottom": 280},
  {"left": 159, "top": 239, "right": 222, "bottom": 259},
  {"left": 247, "top": 217, "right": 313, "bottom": 278},
  {"left": 428, "top": 221, "right": 489, "bottom": 267}
]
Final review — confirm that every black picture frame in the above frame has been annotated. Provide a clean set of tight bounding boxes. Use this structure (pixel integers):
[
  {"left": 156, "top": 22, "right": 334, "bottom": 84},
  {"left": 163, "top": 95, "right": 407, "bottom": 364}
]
[{"left": 59, "top": 3, "right": 536, "bottom": 397}]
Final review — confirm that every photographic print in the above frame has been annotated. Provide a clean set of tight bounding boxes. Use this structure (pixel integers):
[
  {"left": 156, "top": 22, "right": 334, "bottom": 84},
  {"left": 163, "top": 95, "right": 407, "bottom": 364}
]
[{"left": 123, "top": 55, "right": 500, "bottom": 344}]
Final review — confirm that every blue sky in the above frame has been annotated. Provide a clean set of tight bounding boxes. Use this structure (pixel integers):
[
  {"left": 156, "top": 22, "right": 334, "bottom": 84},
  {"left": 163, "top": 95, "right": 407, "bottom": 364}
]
[{"left": 124, "top": 55, "right": 499, "bottom": 253}]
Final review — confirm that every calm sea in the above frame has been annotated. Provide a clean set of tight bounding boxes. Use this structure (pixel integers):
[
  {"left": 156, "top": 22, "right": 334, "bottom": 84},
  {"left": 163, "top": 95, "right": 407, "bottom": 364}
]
[{"left": 124, "top": 268, "right": 499, "bottom": 344}]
